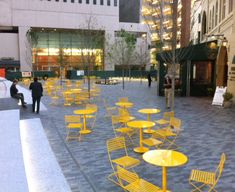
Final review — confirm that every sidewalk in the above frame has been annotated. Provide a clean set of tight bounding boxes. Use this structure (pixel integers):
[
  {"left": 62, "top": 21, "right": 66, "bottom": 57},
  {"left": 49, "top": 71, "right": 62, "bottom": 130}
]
[{"left": 1, "top": 79, "right": 235, "bottom": 191}]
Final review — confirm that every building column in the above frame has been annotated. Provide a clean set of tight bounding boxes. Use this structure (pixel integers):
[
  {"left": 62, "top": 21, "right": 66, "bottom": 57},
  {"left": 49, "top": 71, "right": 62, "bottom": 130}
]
[{"left": 18, "top": 26, "right": 32, "bottom": 72}]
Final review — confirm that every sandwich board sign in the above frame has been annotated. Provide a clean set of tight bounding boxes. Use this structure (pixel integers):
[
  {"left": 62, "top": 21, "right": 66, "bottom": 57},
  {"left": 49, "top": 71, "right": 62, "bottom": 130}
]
[{"left": 212, "top": 86, "right": 226, "bottom": 106}]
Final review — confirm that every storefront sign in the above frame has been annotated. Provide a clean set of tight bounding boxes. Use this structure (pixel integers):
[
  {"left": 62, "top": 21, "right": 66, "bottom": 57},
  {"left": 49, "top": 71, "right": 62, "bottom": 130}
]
[
  {"left": 22, "top": 71, "right": 32, "bottom": 77},
  {"left": 76, "top": 70, "right": 84, "bottom": 76},
  {"left": 212, "top": 86, "right": 226, "bottom": 106}
]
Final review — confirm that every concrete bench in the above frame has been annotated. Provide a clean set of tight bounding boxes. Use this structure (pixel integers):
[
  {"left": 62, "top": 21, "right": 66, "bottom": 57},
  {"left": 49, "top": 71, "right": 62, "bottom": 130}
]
[
  {"left": 0, "top": 109, "right": 29, "bottom": 192},
  {"left": 20, "top": 118, "right": 71, "bottom": 192}
]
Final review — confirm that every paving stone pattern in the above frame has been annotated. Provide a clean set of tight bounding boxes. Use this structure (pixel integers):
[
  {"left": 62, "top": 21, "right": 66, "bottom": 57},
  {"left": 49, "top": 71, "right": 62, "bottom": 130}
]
[{"left": 1, "top": 80, "right": 235, "bottom": 192}]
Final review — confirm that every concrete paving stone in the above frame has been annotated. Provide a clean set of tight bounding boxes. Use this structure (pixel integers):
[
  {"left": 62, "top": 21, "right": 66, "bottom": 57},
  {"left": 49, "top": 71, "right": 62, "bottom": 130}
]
[{"left": 1, "top": 80, "right": 235, "bottom": 191}]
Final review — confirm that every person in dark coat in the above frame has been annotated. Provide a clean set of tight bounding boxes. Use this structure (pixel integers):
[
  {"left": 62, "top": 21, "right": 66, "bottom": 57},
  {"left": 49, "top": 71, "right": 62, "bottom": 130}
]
[
  {"left": 29, "top": 77, "right": 43, "bottom": 113},
  {"left": 147, "top": 73, "right": 152, "bottom": 87},
  {"left": 10, "top": 79, "right": 27, "bottom": 108}
]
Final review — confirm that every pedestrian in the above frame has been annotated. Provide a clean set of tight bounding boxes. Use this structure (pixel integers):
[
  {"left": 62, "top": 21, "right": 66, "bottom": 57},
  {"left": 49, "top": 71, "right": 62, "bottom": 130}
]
[
  {"left": 147, "top": 73, "right": 152, "bottom": 87},
  {"left": 10, "top": 79, "right": 27, "bottom": 108},
  {"left": 29, "top": 77, "right": 43, "bottom": 114},
  {"left": 164, "top": 74, "right": 172, "bottom": 109}
]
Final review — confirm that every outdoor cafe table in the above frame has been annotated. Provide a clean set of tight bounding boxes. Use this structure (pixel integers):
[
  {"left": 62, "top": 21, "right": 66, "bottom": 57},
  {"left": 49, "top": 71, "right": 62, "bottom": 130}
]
[
  {"left": 73, "top": 108, "right": 97, "bottom": 134},
  {"left": 138, "top": 108, "right": 160, "bottom": 134},
  {"left": 127, "top": 120, "right": 155, "bottom": 153},
  {"left": 143, "top": 149, "right": 188, "bottom": 192},
  {"left": 115, "top": 101, "right": 133, "bottom": 109}
]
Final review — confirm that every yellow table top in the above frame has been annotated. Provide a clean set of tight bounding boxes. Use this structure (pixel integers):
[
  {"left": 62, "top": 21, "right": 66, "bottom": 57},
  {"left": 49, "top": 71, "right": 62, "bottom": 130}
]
[
  {"left": 115, "top": 102, "right": 133, "bottom": 107},
  {"left": 143, "top": 149, "right": 188, "bottom": 167},
  {"left": 73, "top": 109, "right": 96, "bottom": 115},
  {"left": 127, "top": 120, "right": 155, "bottom": 129},
  {"left": 138, "top": 108, "right": 161, "bottom": 114}
]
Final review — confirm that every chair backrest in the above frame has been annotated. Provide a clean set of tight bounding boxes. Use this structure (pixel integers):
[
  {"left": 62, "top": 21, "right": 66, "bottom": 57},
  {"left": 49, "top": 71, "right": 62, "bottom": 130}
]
[
  {"left": 118, "top": 108, "right": 130, "bottom": 117},
  {"left": 119, "top": 97, "right": 129, "bottom": 102},
  {"left": 214, "top": 153, "right": 226, "bottom": 185},
  {"left": 65, "top": 115, "right": 81, "bottom": 123},
  {"left": 169, "top": 117, "right": 181, "bottom": 130},
  {"left": 163, "top": 111, "right": 174, "bottom": 120},
  {"left": 112, "top": 115, "right": 120, "bottom": 126},
  {"left": 106, "top": 137, "right": 127, "bottom": 153},
  {"left": 116, "top": 165, "right": 139, "bottom": 186},
  {"left": 86, "top": 104, "right": 98, "bottom": 111}
]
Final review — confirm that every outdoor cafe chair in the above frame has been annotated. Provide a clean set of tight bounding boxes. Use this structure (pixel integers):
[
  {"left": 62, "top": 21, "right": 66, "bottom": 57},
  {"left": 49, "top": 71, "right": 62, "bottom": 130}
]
[
  {"left": 111, "top": 115, "right": 136, "bottom": 145},
  {"left": 189, "top": 153, "right": 226, "bottom": 192},
  {"left": 64, "top": 115, "right": 83, "bottom": 141},
  {"left": 84, "top": 104, "right": 98, "bottom": 129},
  {"left": 119, "top": 97, "right": 129, "bottom": 102},
  {"left": 155, "top": 117, "right": 182, "bottom": 150},
  {"left": 103, "top": 99, "right": 117, "bottom": 118},
  {"left": 106, "top": 137, "right": 140, "bottom": 183},
  {"left": 142, "top": 131, "right": 165, "bottom": 149},
  {"left": 114, "top": 165, "right": 161, "bottom": 192},
  {"left": 155, "top": 111, "right": 174, "bottom": 127}
]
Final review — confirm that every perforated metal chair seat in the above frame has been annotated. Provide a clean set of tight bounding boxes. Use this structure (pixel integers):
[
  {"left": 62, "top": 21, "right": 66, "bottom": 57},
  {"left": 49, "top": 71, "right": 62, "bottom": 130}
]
[
  {"left": 190, "top": 169, "right": 216, "bottom": 185},
  {"left": 125, "top": 179, "right": 161, "bottom": 192},
  {"left": 112, "top": 156, "right": 140, "bottom": 168},
  {"left": 142, "top": 138, "right": 163, "bottom": 147}
]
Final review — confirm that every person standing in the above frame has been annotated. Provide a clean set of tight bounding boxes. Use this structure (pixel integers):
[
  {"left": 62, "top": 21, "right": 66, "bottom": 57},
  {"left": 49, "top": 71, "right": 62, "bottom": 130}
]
[
  {"left": 147, "top": 73, "right": 152, "bottom": 87},
  {"left": 164, "top": 74, "right": 172, "bottom": 109},
  {"left": 10, "top": 79, "right": 27, "bottom": 108},
  {"left": 29, "top": 77, "right": 43, "bottom": 114}
]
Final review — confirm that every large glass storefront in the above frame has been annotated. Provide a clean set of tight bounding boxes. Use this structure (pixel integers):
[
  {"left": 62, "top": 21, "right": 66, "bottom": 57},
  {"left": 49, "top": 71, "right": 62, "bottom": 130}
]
[{"left": 31, "top": 28, "right": 105, "bottom": 74}]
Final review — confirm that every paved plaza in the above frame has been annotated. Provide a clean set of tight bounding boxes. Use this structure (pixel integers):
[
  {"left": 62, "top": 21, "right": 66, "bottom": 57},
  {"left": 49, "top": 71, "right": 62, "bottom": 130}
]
[{"left": 1, "top": 79, "right": 235, "bottom": 192}]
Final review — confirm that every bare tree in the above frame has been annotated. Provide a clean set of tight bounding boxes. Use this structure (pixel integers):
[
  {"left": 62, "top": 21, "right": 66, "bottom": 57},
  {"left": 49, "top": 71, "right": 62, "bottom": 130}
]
[
  {"left": 57, "top": 47, "right": 69, "bottom": 85},
  {"left": 106, "top": 29, "right": 136, "bottom": 89},
  {"left": 76, "top": 16, "right": 105, "bottom": 97}
]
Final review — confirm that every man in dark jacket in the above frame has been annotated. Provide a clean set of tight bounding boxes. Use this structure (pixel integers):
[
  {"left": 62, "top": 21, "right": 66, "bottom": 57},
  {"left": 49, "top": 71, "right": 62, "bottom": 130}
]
[
  {"left": 29, "top": 77, "right": 43, "bottom": 113},
  {"left": 10, "top": 79, "right": 27, "bottom": 108}
]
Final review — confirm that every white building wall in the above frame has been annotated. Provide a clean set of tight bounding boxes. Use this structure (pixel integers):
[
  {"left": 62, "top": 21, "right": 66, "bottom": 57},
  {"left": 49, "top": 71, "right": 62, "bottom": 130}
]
[
  {"left": 200, "top": 0, "right": 235, "bottom": 98},
  {"left": 0, "top": 0, "right": 149, "bottom": 71},
  {"left": 0, "top": 33, "right": 19, "bottom": 60}
]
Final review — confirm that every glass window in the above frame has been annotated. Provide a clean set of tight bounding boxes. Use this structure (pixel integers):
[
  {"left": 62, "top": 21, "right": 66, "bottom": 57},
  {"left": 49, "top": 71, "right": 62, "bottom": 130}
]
[
  {"left": 107, "top": 0, "right": 110, "bottom": 6},
  {"left": 100, "top": 0, "right": 103, "bottom": 5},
  {"left": 229, "top": 0, "right": 233, "bottom": 13},
  {"left": 63, "top": 0, "right": 67, "bottom": 2},
  {"left": 114, "top": 0, "right": 117, "bottom": 6},
  {"left": 93, "top": 0, "right": 96, "bottom": 4},
  {"left": 71, "top": 0, "right": 74, "bottom": 2},
  {"left": 79, "top": 0, "right": 82, "bottom": 3},
  {"left": 86, "top": 0, "right": 89, "bottom": 4},
  {"left": 215, "top": 1, "right": 218, "bottom": 25},
  {"left": 222, "top": 0, "right": 226, "bottom": 19}
]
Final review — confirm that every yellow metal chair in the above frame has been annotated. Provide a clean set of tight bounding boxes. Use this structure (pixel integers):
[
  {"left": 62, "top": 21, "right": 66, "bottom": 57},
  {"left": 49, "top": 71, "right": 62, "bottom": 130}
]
[
  {"left": 111, "top": 116, "right": 135, "bottom": 144},
  {"left": 119, "top": 97, "right": 129, "bottom": 102},
  {"left": 142, "top": 131, "right": 165, "bottom": 149},
  {"left": 189, "top": 153, "right": 226, "bottom": 192},
  {"left": 84, "top": 104, "right": 98, "bottom": 129},
  {"left": 63, "top": 91, "right": 74, "bottom": 106},
  {"left": 103, "top": 99, "right": 117, "bottom": 118},
  {"left": 106, "top": 137, "right": 140, "bottom": 183},
  {"left": 114, "top": 165, "right": 161, "bottom": 192},
  {"left": 155, "top": 117, "right": 182, "bottom": 150},
  {"left": 118, "top": 108, "right": 135, "bottom": 123},
  {"left": 155, "top": 111, "right": 174, "bottom": 127},
  {"left": 64, "top": 115, "right": 83, "bottom": 141}
]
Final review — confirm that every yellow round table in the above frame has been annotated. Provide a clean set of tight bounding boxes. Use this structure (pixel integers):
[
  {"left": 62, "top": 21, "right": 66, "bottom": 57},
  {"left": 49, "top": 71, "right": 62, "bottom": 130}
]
[
  {"left": 127, "top": 120, "right": 155, "bottom": 153},
  {"left": 143, "top": 149, "right": 188, "bottom": 192},
  {"left": 115, "top": 102, "right": 133, "bottom": 108},
  {"left": 138, "top": 108, "right": 160, "bottom": 133},
  {"left": 73, "top": 109, "right": 97, "bottom": 134}
]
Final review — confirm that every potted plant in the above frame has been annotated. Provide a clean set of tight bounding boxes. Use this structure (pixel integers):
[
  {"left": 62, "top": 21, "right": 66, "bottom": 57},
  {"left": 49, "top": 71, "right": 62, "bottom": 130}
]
[{"left": 223, "top": 91, "right": 233, "bottom": 108}]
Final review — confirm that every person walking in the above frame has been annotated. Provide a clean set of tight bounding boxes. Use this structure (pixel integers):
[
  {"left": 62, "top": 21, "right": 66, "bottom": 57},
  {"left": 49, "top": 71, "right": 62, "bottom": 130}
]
[
  {"left": 164, "top": 74, "right": 172, "bottom": 109},
  {"left": 147, "top": 73, "right": 152, "bottom": 87},
  {"left": 10, "top": 79, "right": 27, "bottom": 108},
  {"left": 29, "top": 77, "right": 43, "bottom": 114}
]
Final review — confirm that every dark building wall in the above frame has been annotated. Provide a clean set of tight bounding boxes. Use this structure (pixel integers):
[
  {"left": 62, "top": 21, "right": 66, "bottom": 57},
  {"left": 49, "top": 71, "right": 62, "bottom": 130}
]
[{"left": 119, "top": 0, "right": 140, "bottom": 23}]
